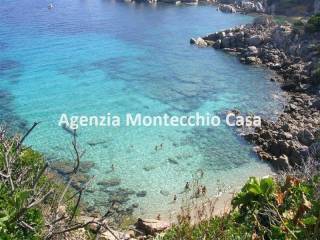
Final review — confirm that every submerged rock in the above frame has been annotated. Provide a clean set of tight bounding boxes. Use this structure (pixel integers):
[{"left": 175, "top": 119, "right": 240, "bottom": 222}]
[
  {"left": 50, "top": 161, "right": 74, "bottom": 175},
  {"left": 136, "top": 191, "right": 147, "bottom": 197},
  {"left": 97, "top": 178, "right": 121, "bottom": 187},
  {"left": 168, "top": 157, "right": 179, "bottom": 165}
]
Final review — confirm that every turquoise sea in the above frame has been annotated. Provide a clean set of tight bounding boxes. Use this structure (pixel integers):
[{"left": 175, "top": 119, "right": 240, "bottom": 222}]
[{"left": 0, "top": 0, "right": 285, "bottom": 220}]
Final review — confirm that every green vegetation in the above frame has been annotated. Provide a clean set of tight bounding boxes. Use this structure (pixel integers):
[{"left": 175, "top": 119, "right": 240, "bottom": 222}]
[
  {"left": 306, "top": 14, "right": 320, "bottom": 33},
  {"left": 0, "top": 125, "right": 97, "bottom": 239},
  {"left": 267, "top": 0, "right": 313, "bottom": 16},
  {"left": 0, "top": 146, "right": 47, "bottom": 239},
  {"left": 162, "top": 175, "right": 320, "bottom": 240}
]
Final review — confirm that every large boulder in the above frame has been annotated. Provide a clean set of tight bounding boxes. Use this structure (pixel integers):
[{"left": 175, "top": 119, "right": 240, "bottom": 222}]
[
  {"left": 274, "top": 154, "right": 290, "bottom": 170},
  {"left": 190, "top": 37, "right": 207, "bottom": 47},
  {"left": 297, "top": 129, "right": 315, "bottom": 146},
  {"left": 135, "top": 218, "right": 170, "bottom": 236},
  {"left": 289, "top": 145, "right": 309, "bottom": 166},
  {"left": 97, "top": 178, "right": 121, "bottom": 187},
  {"left": 194, "top": 37, "right": 207, "bottom": 47},
  {"left": 219, "top": 4, "right": 236, "bottom": 13},
  {"left": 253, "top": 16, "right": 274, "bottom": 26},
  {"left": 241, "top": 1, "right": 256, "bottom": 12},
  {"left": 221, "top": 37, "right": 231, "bottom": 48},
  {"left": 255, "top": 1, "right": 265, "bottom": 12},
  {"left": 244, "top": 56, "right": 261, "bottom": 64},
  {"left": 309, "top": 142, "right": 320, "bottom": 160},
  {"left": 247, "top": 46, "right": 259, "bottom": 56},
  {"left": 247, "top": 35, "right": 264, "bottom": 46},
  {"left": 202, "top": 32, "right": 220, "bottom": 41},
  {"left": 272, "top": 25, "right": 293, "bottom": 49}
]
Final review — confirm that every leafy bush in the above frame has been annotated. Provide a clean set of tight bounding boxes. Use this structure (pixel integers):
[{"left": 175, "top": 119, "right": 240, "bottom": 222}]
[
  {"left": 306, "top": 14, "right": 320, "bottom": 33},
  {"left": 161, "top": 214, "right": 251, "bottom": 240},
  {"left": 0, "top": 126, "right": 103, "bottom": 240},
  {"left": 233, "top": 175, "right": 320, "bottom": 239},
  {"left": 162, "top": 175, "right": 320, "bottom": 240},
  {"left": 0, "top": 147, "right": 46, "bottom": 239}
]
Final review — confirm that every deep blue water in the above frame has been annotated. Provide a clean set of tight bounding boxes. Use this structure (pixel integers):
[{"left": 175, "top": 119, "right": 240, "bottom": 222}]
[{"left": 0, "top": 0, "right": 284, "bottom": 219}]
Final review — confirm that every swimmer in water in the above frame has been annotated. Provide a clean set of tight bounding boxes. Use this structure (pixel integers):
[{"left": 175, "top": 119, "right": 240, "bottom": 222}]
[
  {"left": 185, "top": 182, "right": 190, "bottom": 191},
  {"left": 202, "top": 186, "right": 207, "bottom": 195}
]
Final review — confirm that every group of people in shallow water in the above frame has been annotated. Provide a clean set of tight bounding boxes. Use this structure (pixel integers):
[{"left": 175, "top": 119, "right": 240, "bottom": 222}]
[
  {"left": 108, "top": 143, "right": 207, "bottom": 220},
  {"left": 154, "top": 143, "right": 163, "bottom": 151},
  {"left": 172, "top": 181, "right": 207, "bottom": 202}
]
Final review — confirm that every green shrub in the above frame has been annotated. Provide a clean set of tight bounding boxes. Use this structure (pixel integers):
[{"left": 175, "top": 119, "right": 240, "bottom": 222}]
[
  {"left": 161, "top": 214, "right": 251, "bottom": 240},
  {"left": 233, "top": 175, "right": 320, "bottom": 239},
  {"left": 0, "top": 138, "right": 78, "bottom": 239},
  {"left": 0, "top": 148, "right": 46, "bottom": 239},
  {"left": 162, "top": 175, "right": 320, "bottom": 240},
  {"left": 306, "top": 14, "right": 320, "bottom": 33}
]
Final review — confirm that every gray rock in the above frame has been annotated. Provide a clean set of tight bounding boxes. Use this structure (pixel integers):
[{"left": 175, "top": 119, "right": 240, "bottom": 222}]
[
  {"left": 97, "top": 178, "right": 121, "bottom": 187},
  {"left": 221, "top": 37, "right": 230, "bottom": 48},
  {"left": 289, "top": 146, "right": 309, "bottom": 166},
  {"left": 253, "top": 16, "right": 274, "bottom": 26},
  {"left": 190, "top": 38, "right": 196, "bottom": 44},
  {"left": 255, "top": 2, "right": 265, "bottom": 12},
  {"left": 136, "top": 191, "right": 147, "bottom": 197},
  {"left": 245, "top": 56, "right": 261, "bottom": 64},
  {"left": 281, "top": 132, "right": 293, "bottom": 140},
  {"left": 219, "top": 4, "right": 236, "bottom": 13},
  {"left": 213, "top": 39, "right": 222, "bottom": 48},
  {"left": 275, "top": 154, "right": 290, "bottom": 170},
  {"left": 203, "top": 32, "right": 220, "bottom": 41},
  {"left": 297, "top": 129, "right": 315, "bottom": 146},
  {"left": 269, "top": 140, "right": 281, "bottom": 156},
  {"left": 247, "top": 46, "right": 258, "bottom": 56},
  {"left": 135, "top": 218, "right": 170, "bottom": 236},
  {"left": 241, "top": 1, "right": 256, "bottom": 12},
  {"left": 194, "top": 37, "right": 207, "bottom": 47},
  {"left": 247, "top": 35, "right": 264, "bottom": 46}
]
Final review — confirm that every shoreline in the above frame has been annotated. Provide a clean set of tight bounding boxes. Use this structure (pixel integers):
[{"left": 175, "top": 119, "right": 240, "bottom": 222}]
[{"left": 191, "top": 15, "right": 319, "bottom": 171}]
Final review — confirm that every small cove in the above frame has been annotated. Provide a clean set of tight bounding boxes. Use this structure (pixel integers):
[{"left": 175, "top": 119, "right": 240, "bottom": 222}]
[{"left": 0, "top": 0, "right": 286, "bottom": 220}]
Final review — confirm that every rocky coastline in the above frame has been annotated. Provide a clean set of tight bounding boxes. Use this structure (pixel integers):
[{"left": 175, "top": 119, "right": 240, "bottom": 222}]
[{"left": 191, "top": 15, "right": 320, "bottom": 171}]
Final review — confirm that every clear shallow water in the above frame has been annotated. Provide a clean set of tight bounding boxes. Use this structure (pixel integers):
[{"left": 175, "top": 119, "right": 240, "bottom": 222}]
[{"left": 0, "top": 0, "right": 284, "bottom": 220}]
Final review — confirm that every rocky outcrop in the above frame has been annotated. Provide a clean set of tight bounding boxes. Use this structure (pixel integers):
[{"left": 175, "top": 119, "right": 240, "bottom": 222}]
[
  {"left": 219, "top": 4, "right": 237, "bottom": 13},
  {"left": 240, "top": 1, "right": 265, "bottom": 13},
  {"left": 199, "top": 16, "right": 319, "bottom": 90},
  {"left": 190, "top": 37, "right": 208, "bottom": 47},
  {"left": 246, "top": 93, "right": 320, "bottom": 170},
  {"left": 193, "top": 16, "right": 320, "bottom": 170}
]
